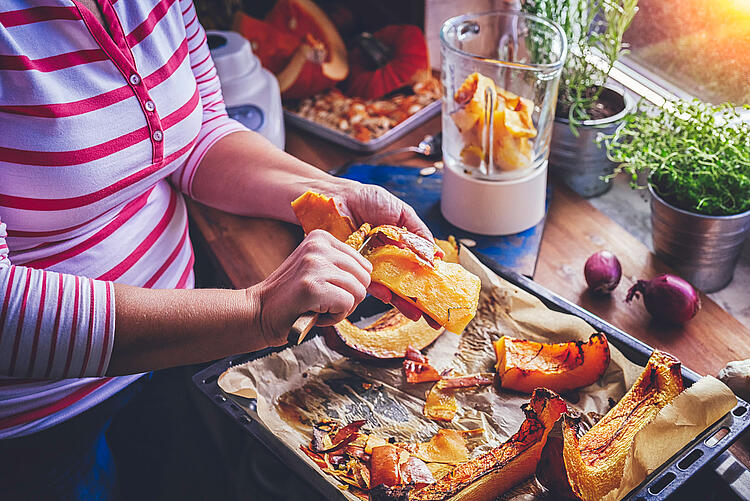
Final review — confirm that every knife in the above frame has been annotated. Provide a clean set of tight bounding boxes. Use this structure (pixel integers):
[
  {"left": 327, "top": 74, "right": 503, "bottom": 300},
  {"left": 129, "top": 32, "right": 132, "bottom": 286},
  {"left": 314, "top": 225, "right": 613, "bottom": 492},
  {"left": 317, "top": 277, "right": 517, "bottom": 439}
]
[{"left": 287, "top": 234, "right": 374, "bottom": 345}]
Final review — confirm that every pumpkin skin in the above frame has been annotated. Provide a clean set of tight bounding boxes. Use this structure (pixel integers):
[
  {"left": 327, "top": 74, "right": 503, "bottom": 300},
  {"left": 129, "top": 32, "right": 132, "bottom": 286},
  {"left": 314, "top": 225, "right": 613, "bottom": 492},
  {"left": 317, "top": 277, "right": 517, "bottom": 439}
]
[
  {"left": 377, "top": 388, "right": 567, "bottom": 501},
  {"left": 494, "top": 333, "right": 610, "bottom": 394},
  {"left": 345, "top": 25, "right": 430, "bottom": 99},
  {"left": 537, "top": 350, "right": 685, "bottom": 501},
  {"left": 365, "top": 244, "right": 480, "bottom": 334},
  {"left": 324, "top": 308, "right": 444, "bottom": 360},
  {"left": 291, "top": 191, "right": 356, "bottom": 242},
  {"left": 232, "top": 0, "right": 348, "bottom": 99}
]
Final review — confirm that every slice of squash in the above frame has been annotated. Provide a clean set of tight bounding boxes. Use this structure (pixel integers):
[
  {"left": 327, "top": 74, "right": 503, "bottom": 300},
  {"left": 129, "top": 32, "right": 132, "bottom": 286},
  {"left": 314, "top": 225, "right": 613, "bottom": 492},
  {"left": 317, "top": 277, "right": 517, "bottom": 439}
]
[
  {"left": 494, "top": 333, "right": 610, "bottom": 394},
  {"left": 538, "top": 350, "right": 685, "bottom": 501},
  {"left": 366, "top": 244, "right": 480, "bottom": 333},
  {"left": 375, "top": 388, "right": 567, "bottom": 501},
  {"left": 324, "top": 308, "right": 444, "bottom": 360},
  {"left": 291, "top": 191, "right": 356, "bottom": 241}
]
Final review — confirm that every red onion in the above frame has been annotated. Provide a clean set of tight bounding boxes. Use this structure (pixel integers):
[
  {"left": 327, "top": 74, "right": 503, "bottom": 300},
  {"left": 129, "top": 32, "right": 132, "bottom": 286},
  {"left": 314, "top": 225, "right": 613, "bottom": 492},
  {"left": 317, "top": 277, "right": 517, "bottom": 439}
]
[
  {"left": 584, "top": 251, "right": 622, "bottom": 294},
  {"left": 626, "top": 274, "right": 701, "bottom": 324}
]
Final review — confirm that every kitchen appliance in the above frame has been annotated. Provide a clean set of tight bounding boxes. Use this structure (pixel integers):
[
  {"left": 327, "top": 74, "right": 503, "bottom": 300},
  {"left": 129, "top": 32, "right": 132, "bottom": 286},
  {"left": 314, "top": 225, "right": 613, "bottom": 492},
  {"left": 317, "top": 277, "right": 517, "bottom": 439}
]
[
  {"left": 439, "top": 12, "right": 566, "bottom": 235},
  {"left": 207, "top": 30, "right": 285, "bottom": 150}
]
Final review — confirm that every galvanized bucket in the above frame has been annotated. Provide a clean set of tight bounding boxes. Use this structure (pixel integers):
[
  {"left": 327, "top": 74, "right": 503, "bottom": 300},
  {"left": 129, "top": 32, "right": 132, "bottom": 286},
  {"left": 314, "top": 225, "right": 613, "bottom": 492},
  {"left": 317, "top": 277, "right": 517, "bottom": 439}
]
[
  {"left": 650, "top": 185, "right": 750, "bottom": 292},
  {"left": 549, "top": 87, "right": 633, "bottom": 197}
]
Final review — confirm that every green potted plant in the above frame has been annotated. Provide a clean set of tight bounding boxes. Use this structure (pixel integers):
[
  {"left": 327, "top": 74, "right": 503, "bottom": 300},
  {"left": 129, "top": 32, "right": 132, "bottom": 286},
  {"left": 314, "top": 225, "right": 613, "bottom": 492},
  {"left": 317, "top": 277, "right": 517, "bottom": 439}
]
[
  {"left": 522, "top": 0, "right": 638, "bottom": 197},
  {"left": 602, "top": 100, "right": 750, "bottom": 292}
]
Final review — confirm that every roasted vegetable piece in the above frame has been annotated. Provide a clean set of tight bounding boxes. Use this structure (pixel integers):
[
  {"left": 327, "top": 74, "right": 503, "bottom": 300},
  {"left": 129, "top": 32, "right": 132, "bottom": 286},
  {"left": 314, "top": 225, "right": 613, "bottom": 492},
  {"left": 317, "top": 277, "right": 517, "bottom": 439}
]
[
  {"left": 397, "top": 429, "right": 471, "bottom": 464},
  {"left": 423, "top": 375, "right": 493, "bottom": 422},
  {"left": 388, "top": 389, "right": 567, "bottom": 501},
  {"left": 368, "top": 225, "right": 444, "bottom": 266},
  {"left": 366, "top": 244, "right": 480, "bottom": 333},
  {"left": 291, "top": 191, "right": 356, "bottom": 241},
  {"left": 424, "top": 380, "right": 458, "bottom": 422},
  {"left": 403, "top": 346, "right": 442, "bottom": 383},
  {"left": 400, "top": 457, "right": 436, "bottom": 488},
  {"left": 494, "top": 333, "right": 610, "bottom": 394},
  {"left": 326, "top": 311, "right": 444, "bottom": 360},
  {"left": 538, "top": 350, "right": 685, "bottom": 501},
  {"left": 371, "top": 445, "right": 407, "bottom": 488}
]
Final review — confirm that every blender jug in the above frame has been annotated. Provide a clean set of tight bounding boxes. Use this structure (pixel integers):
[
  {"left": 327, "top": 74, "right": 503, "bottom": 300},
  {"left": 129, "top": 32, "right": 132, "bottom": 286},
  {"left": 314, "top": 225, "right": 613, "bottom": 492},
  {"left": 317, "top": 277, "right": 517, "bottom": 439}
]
[{"left": 440, "top": 11, "right": 566, "bottom": 235}]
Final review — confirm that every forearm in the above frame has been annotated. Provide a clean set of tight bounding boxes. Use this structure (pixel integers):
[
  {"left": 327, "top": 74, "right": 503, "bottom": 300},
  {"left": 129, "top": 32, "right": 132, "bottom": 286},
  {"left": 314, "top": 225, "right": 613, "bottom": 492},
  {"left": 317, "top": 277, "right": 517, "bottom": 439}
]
[
  {"left": 107, "top": 283, "right": 261, "bottom": 375},
  {"left": 190, "top": 130, "right": 349, "bottom": 222}
]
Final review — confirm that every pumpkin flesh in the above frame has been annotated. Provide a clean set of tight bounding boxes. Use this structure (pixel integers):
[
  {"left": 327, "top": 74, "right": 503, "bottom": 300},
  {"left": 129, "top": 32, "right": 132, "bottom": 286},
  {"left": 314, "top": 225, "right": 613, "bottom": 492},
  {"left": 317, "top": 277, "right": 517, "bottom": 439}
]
[
  {"left": 291, "top": 191, "right": 356, "bottom": 241},
  {"left": 325, "top": 309, "right": 444, "bottom": 360},
  {"left": 550, "top": 350, "right": 685, "bottom": 501},
  {"left": 401, "top": 388, "right": 567, "bottom": 501},
  {"left": 366, "top": 245, "right": 480, "bottom": 333},
  {"left": 494, "top": 333, "right": 610, "bottom": 394}
]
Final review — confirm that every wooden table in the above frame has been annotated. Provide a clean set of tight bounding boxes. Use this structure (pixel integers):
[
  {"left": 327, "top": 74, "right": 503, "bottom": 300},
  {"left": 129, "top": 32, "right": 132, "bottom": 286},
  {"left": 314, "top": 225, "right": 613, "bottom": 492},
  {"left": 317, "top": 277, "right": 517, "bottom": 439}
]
[{"left": 187, "top": 115, "right": 750, "bottom": 469}]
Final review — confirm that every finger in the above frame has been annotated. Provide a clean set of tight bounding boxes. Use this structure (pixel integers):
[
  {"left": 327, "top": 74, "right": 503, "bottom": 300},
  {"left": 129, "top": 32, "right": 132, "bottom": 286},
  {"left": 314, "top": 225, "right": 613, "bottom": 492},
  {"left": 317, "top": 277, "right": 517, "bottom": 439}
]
[
  {"left": 367, "top": 282, "right": 392, "bottom": 304},
  {"left": 327, "top": 233, "right": 373, "bottom": 274},
  {"left": 331, "top": 251, "right": 372, "bottom": 289},
  {"left": 327, "top": 273, "right": 368, "bottom": 312},
  {"left": 390, "top": 294, "right": 422, "bottom": 322},
  {"left": 398, "top": 204, "right": 433, "bottom": 241},
  {"left": 312, "top": 284, "right": 356, "bottom": 326}
]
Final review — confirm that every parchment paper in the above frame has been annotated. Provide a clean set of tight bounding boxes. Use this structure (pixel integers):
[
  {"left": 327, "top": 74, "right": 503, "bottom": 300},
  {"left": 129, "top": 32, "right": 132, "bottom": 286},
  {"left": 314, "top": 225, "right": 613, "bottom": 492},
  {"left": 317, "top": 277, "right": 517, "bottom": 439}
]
[{"left": 219, "top": 248, "right": 735, "bottom": 500}]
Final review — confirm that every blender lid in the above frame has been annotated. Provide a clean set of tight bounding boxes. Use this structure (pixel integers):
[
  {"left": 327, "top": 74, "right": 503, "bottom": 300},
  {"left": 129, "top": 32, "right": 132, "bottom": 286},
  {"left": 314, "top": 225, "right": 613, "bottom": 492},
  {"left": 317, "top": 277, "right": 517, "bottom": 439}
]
[{"left": 207, "top": 30, "right": 259, "bottom": 83}]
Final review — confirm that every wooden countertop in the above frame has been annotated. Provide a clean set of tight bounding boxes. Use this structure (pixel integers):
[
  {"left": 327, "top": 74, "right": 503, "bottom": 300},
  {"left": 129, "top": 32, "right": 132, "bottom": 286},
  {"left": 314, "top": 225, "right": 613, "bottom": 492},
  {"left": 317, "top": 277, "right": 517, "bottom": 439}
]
[{"left": 186, "top": 115, "right": 750, "bottom": 470}]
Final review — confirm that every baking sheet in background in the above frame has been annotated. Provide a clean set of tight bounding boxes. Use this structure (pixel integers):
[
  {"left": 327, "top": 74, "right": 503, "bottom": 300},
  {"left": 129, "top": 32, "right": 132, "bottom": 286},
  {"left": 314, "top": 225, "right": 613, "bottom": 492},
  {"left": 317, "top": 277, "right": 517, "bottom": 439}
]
[
  {"left": 217, "top": 249, "right": 736, "bottom": 500},
  {"left": 283, "top": 98, "right": 441, "bottom": 152}
]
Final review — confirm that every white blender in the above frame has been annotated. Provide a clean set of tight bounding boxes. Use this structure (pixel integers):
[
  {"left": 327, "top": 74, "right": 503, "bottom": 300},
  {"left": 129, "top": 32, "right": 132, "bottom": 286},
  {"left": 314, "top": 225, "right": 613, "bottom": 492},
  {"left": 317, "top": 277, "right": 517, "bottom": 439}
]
[
  {"left": 207, "top": 30, "right": 285, "bottom": 150},
  {"left": 439, "top": 12, "right": 566, "bottom": 235}
]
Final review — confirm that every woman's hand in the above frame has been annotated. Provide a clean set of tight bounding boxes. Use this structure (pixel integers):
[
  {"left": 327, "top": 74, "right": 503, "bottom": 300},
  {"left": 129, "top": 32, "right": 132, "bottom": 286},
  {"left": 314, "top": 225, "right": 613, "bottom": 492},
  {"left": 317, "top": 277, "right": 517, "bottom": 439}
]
[
  {"left": 250, "top": 229, "right": 373, "bottom": 347},
  {"left": 331, "top": 182, "right": 441, "bottom": 329}
]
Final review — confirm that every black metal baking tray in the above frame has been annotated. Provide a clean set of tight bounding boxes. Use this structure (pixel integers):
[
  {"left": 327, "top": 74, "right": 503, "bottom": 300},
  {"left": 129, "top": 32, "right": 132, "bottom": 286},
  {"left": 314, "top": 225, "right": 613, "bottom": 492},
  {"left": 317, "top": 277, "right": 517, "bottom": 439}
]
[{"left": 192, "top": 257, "right": 750, "bottom": 501}]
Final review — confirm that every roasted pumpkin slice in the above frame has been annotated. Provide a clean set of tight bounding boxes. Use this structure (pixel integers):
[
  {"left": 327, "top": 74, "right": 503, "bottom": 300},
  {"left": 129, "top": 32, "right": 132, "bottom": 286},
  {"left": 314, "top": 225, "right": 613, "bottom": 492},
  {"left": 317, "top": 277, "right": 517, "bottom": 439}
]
[
  {"left": 366, "top": 244, "right": 480, "bottom": 333},
  {"left": 494, "top": 333, "right": 610, "bottom": 394},
  {"left": 375, "top": 389, "right": 568, "bottom": 501},
  {"left": 291, "top": 191, "right": 356, "bottom": 241},
  {"left": 325, "top": 309, "right": 444, "bottom": 360},
  {"left": 403, "top": 346, "right": 442, "bottom": 383},
  {"left": 539, "top": 350, "right": 685, "bottom": 501}
]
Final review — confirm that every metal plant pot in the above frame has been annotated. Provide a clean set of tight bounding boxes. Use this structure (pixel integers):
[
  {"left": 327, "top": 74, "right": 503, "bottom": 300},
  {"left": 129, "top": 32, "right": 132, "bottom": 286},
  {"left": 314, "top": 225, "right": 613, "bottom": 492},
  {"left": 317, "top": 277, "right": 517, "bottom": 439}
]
[
  {"left": 549, "top": 87, "right": 634, "bottom": 198},
  {"left": 650, "top": 185, "right": 750, "bottom": 292}
]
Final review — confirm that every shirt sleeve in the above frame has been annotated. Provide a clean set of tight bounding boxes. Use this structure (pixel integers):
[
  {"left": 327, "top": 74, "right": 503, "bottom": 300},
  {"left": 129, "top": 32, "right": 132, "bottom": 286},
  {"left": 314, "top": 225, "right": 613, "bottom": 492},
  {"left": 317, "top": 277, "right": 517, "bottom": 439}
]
[
  {"left": 170, "top": 0, "right": 249, "bottom": 198},
  {"left": 0, "top": 219, "right": 115, "bottom": 379}
]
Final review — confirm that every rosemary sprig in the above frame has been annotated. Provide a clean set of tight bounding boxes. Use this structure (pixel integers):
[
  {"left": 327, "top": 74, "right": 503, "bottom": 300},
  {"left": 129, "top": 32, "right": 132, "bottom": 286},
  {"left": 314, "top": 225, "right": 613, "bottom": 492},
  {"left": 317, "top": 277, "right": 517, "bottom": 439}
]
[{"left": 601, "top": 100, "right": 750, "bottom": 216}]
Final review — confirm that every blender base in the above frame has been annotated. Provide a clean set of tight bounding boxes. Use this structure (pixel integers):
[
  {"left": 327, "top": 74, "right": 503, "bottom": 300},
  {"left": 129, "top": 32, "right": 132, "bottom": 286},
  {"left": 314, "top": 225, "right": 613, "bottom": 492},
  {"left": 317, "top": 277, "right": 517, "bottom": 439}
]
[{"left": 440, "top": 164, "right": 547, "bottom": 236}]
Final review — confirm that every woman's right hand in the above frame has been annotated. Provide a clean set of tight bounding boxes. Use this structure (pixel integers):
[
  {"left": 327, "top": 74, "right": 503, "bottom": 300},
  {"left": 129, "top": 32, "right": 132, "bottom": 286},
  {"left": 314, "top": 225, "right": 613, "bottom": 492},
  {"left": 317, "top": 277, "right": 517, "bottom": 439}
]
[{"left": 249, "top": 230, "right": 373, "bottom": 347}]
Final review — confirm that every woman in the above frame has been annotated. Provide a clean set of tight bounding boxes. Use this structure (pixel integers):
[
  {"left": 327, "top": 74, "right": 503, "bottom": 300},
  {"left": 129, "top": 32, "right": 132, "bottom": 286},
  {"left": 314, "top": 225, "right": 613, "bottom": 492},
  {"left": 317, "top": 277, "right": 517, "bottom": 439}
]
[{"left": 0, "top": 0, "right": 431, "bottom": 498}]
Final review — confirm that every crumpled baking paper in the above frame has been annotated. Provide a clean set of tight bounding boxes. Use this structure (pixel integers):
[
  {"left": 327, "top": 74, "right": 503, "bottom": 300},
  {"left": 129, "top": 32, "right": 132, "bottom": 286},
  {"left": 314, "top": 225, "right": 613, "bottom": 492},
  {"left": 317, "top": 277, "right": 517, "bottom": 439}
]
[{"left": 218, "top": 248, "right": 735, "bottom": 500}]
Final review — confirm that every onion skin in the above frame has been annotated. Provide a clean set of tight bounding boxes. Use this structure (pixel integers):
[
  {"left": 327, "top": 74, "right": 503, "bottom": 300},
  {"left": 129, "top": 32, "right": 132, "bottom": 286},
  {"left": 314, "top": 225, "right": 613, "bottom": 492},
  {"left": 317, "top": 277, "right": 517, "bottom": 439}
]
[
  {"left": 626, "top": 274, "right": 701, "bottom": 324},
  {"left": 584, "top": 251, "right": 622, "bottom": 294}
]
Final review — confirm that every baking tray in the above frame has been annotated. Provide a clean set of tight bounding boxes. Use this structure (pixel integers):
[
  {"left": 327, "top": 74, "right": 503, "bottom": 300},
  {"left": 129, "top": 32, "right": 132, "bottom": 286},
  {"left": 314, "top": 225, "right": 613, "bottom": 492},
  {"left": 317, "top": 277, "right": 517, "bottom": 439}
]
[
  {"left": 192, "top": 259, "right": 750, "bottom": 500},
  {"left": 283, "top": 98, "right": 441, "bottom": 153}
]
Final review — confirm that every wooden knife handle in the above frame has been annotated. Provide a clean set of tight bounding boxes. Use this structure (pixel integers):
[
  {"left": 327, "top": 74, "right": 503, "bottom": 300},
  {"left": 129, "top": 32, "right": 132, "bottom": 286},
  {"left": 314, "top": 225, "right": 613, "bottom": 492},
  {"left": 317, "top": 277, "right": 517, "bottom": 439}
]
[{"left": 288, "top": 311, "right": 319, "bottom": 345}]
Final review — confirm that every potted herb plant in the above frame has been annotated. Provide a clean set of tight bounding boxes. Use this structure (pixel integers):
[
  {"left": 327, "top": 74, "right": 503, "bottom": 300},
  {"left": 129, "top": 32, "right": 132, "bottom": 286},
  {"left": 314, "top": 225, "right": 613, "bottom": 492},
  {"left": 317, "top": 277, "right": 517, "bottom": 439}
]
[
  {"left": 602, "top": 100, "right": 750, "bottom": 292},
  {"left": 522, "top": 0, "right": 638, "bottom": 197}
]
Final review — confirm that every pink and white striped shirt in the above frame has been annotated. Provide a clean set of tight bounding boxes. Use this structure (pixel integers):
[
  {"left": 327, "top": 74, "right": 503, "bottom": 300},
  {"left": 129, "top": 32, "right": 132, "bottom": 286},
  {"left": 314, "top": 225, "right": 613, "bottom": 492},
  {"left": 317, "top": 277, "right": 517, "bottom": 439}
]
[{"left": 0, "top": 0, "right": 247, "bottom": 438}]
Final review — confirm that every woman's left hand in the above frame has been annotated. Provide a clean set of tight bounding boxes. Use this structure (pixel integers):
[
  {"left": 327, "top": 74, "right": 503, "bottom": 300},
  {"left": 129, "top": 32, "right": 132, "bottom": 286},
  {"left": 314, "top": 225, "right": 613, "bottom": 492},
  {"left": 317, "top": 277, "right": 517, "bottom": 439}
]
[{"left": 333, "top": 182, "right": 442, "bottom": 329}]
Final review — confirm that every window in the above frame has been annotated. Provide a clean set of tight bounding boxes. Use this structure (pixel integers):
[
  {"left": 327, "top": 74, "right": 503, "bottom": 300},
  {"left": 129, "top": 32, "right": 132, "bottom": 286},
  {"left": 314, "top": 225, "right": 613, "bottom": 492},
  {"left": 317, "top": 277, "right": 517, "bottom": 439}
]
[{"left": 621, "top": 0, "right": 750, "bottom": 105}]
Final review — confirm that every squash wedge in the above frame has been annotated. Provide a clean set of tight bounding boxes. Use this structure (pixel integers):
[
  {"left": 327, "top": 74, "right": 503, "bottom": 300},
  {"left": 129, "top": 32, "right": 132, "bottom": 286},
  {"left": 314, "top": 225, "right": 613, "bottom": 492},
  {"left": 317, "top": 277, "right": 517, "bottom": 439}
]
[
  {"left": 373, "top": 388, "right": 568, "bottom": 501},
  {"left": 324, "top": 309, "right": 444, "bottom": 360},
  {"left": 291, "top": 191, "right": 356, "bottom": 241},
  {"left": 538, "top": 350, "right": 684, "bottom": 500},
  {"left": 494, "top": 333, "right": 610, "bottom": 394}
]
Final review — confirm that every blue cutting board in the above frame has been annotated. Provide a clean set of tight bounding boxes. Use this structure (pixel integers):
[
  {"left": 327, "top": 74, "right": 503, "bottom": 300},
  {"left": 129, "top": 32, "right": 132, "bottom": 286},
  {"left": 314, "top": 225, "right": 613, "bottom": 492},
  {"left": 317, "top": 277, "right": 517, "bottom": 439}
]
[{"left": 339, "top": 164, "right": 549, "bottom": 277}]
